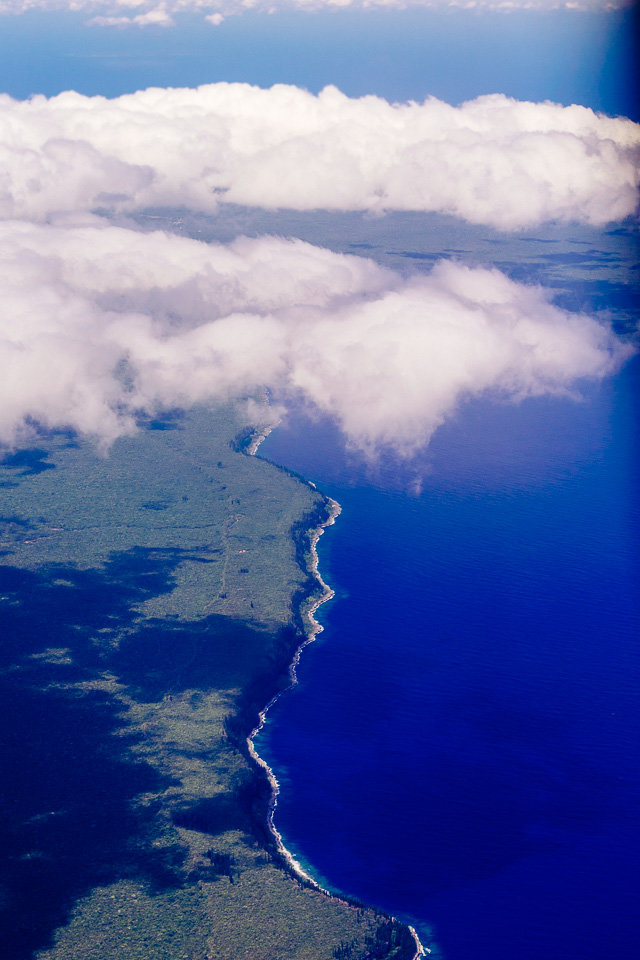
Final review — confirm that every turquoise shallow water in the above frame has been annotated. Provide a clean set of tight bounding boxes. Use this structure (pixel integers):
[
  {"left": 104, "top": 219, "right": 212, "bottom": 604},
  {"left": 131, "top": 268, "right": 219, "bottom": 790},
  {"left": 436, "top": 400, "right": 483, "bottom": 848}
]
[{"left": 257, "top": 352, "right": 639, "bottom": 959}]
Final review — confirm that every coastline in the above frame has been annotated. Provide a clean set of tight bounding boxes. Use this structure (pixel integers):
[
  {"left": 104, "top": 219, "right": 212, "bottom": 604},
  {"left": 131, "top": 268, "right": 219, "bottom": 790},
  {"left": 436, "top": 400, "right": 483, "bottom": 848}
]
[
  {"left": 246, "top": 494, "right": 341, "bottom": 890},
  {"left": 4, "top": 408, "right": 424, "bottom": 960},
  {"left": 245, "top": 424, "right": 428, "bottom": 959},
  {"left": 245, "top": 420, "right": 281, "bottom": 457}
]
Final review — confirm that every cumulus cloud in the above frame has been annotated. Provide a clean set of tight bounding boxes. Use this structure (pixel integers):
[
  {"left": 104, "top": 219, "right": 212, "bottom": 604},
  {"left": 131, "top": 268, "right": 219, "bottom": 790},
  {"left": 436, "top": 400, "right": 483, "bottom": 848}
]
[
  {"left": 1, "top": 84, "right": 638, "bottom": 231},
  {"left": 0, "top": 220, "right": 630, "bottom": 454},
  {"left": 87, "top": 8, "right": 176, "bottom": 27},
  {"left": 0, "top": 0, "right": 633, "bottom": 25}
]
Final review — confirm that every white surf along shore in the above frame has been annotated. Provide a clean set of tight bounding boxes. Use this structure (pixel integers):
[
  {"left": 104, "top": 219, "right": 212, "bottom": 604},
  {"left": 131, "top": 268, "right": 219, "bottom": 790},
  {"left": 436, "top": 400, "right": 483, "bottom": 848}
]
[{"left": 244, "top": 424, "right": 429, "bottom": 959}]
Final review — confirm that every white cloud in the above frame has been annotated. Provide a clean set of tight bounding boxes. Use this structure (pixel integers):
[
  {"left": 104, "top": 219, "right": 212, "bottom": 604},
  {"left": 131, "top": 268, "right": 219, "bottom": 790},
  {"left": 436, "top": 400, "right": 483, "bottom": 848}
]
[
  {"left": 87, "top": 8, "right": 176, "bottom": 26},
  {"left": 0, "top": 0, "right": 633, "bottom": 25},
  {"left": 1, "top": 84, "right": 638, "bottom": 230},
  {"left": 0, "top": 219, "right": 631, "bottom": 454},
  {"left": 1, "top": 83, "right": 634, "bottom": 457}
]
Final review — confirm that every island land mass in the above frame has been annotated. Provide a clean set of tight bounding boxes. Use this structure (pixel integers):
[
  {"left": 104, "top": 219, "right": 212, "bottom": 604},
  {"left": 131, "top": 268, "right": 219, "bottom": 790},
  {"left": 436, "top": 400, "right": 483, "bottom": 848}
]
[{"left": 0, "top": 403, "right": 419, "bottom": 960}]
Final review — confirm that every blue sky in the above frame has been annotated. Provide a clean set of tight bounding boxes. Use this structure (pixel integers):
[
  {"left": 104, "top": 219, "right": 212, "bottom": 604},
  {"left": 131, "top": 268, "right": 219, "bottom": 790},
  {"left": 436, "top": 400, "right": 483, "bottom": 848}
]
[{"left": 0, "top": 8, "right": 637, "bottom": 118}]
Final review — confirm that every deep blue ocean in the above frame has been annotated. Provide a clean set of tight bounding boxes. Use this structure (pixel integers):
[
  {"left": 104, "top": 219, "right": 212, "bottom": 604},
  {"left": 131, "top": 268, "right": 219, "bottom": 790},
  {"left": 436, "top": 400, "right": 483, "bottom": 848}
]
[
  {"left": 257, "top": 337, "right": 639, "bottom": 957},
  {"left": 0, "top": 12, "right": 638, "bottom": 957}
]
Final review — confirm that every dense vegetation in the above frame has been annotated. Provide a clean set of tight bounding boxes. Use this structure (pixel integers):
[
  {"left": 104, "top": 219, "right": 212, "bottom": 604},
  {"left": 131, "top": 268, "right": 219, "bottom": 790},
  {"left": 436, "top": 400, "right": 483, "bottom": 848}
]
[{"left": 0, "top": 405, "right": 415, "bottom": 960}]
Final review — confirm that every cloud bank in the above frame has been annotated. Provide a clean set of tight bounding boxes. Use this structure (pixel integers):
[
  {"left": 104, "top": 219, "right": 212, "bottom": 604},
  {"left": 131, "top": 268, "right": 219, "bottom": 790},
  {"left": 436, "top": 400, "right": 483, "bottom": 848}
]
[
  {"left": 1, "top": 220, "right": 630, "bottom": 454},
  {"left": 0, "top": 0, "right": 633, "bottom": 27},
  {"left": 1, "top": 85, "right": 638, "bottom": 231},
  {"left": 1, "top": 84, "right": 634, "bottom": 456}
]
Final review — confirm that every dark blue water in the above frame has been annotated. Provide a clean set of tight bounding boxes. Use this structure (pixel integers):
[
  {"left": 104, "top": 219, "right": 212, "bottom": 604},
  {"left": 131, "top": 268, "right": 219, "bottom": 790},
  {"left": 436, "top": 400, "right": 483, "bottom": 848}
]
[{"left": 257, "top": 355, "right": 639, "bottom": 959}]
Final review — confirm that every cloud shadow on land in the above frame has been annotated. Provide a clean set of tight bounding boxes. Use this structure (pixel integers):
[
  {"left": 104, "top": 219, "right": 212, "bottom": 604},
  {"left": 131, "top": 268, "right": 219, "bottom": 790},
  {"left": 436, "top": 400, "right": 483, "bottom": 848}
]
[
  {"left": 0, "top": 552, "right": 183, "bottom": 958},
  {"left": 0, "top": 548, "right": 295, "bottom": 958},
  {"left": 0, "top": 448, "right": 56, "bottom": 477},
  {"left": 112, "top": 615, "right": 303, "bottom": 849},
  {"left": 112, "top": 605, "right": 301, "bottom": 845},
  {"left": 112, "top": 613, "right": 292, "bottom": 705}
]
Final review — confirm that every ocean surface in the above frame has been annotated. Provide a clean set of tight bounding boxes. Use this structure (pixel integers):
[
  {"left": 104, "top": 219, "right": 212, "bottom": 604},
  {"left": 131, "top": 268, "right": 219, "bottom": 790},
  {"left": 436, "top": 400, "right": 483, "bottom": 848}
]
[
  {"left": 1, "top": 17, "right": 638, "bottom": 957},
  {"left": 257, "top": 347, "right": 639, "bottom": 958}
]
